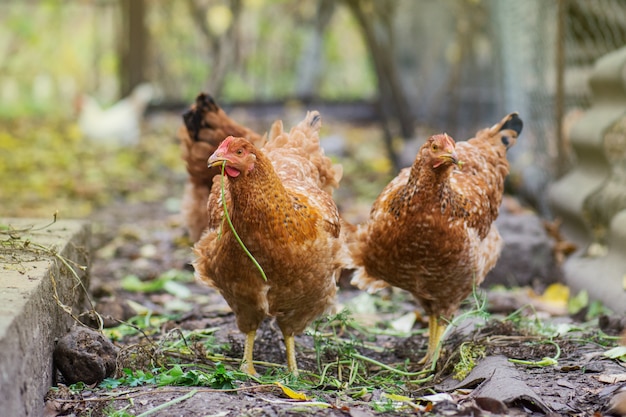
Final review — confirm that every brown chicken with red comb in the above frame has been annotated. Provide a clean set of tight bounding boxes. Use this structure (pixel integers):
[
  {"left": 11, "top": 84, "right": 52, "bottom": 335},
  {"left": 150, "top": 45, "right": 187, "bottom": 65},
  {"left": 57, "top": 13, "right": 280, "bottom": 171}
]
[
  {"left": 350, "top": 113, "right": 523, "bottom": 365},
  {"left": 193, "top": 111, "right": 347, "bottom": 376}
]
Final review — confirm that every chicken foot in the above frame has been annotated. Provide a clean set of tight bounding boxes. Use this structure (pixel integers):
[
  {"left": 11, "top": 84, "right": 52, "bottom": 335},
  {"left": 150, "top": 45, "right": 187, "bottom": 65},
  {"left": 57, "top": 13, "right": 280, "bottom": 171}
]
[
  {"left": 241, "top": 331, "right": 300, "bottom": 376},
  {"left": 418, "top": 315, "right": 446, "bottom": 365},
  {"left": 241, "top": 331, "right": 258, "bottom": 376},
  {"left": 284, "top": 334, "right": 299, "bottom": 377}
]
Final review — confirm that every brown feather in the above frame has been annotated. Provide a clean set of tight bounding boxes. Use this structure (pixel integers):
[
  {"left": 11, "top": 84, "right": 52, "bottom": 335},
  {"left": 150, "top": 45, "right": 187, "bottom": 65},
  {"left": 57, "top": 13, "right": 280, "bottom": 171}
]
[{"left": 193, "top": 112, "right": 347, "bottom": 370}]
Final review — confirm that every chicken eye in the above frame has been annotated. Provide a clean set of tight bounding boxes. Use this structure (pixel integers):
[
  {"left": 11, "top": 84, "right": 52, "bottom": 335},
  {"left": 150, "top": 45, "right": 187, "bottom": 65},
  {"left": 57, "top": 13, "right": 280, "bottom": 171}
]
[
  {"left": 236, "top": 149, "right": 244, "bottom": 155},
  {"left": 431, "top": 144, "right": 439, "bottom": 152}
]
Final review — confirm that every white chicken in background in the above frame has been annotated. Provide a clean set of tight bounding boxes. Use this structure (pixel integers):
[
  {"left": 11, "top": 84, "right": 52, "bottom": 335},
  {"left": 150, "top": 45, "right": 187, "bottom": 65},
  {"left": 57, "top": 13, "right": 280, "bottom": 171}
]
[{"left": 76, "top": 83, "right": 155, "bottom": 147}]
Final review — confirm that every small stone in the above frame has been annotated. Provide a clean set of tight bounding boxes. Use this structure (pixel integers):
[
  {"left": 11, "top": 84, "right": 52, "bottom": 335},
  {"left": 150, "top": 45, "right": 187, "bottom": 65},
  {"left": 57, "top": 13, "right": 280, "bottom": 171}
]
[
  {"left": 582, "top": 362, "right": 604, "bottom": 373},
  {"left": 53, "top": 326, "right": 118, "bottom": 385}
]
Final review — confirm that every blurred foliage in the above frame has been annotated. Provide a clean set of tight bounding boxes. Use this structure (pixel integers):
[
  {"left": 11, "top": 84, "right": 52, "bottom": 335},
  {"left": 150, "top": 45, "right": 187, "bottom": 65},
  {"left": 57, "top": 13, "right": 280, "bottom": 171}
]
[
  {"left": 0, "top": 115, "right": 185, "bottom": 218},
  {"left": 0, "top": 0, "right": 375, "bottom": 118}
]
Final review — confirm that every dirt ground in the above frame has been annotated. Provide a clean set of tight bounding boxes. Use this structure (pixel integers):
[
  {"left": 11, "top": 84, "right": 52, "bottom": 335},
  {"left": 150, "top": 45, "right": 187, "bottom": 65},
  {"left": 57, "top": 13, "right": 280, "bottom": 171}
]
[
  {"left": 42, "top": 198, "right": 626, "bottom": 417},
  {"left": 37, "top": 107, "right": 625, "bottom": 417}
]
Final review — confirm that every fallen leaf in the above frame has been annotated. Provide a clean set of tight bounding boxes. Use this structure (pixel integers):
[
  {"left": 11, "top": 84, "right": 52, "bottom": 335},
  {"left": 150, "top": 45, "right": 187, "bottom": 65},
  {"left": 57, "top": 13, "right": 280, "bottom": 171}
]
[
  {"left": 437, "top": 356, "right": 552, "bottom": 414},
  {"left": 604, "top": 346, "right": 626, "bottom": 362},
  {"left": 377, "top": 392, "right": 424, "bottom": 411},
  {"left": 595, "top": 374, "right": 626, "bottom": 384},
  {"left": 388, "top": 312, "right": 417, "bottom": 335},
  {"left": 474, "top": 396, "right": 508, "bottom": 414},
  {"left": 417, "top": 393, "right": 454, "bottom": 403},
  {"left": 382, "top": 393, "right": 414, "bottom": 403},
  {"left": 274, "top": 382, "right": 310, "bottom": 401},
  {"left": 537, "top": 283, "right": 569, "bottom": 309}
]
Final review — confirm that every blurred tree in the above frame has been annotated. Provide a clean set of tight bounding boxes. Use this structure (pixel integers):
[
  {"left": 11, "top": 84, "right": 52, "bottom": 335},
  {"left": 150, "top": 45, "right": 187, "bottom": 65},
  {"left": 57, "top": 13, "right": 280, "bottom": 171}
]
[
  {"left": 295, "top": 0, "right": 336, "bottom": 100},
  {"left": 118, "top": 0, "right": 149, "bottom": 96},
  {"left": 343, "top": 0, "right": 414, "bottom": 170},
  {"left": 186, "top": 0, "right": 242, "bottom": 97}
]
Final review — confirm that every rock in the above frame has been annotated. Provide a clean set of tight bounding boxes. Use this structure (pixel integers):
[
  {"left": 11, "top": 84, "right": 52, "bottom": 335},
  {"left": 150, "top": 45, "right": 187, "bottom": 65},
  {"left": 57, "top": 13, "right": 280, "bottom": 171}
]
[
  {"left": 486, "top": 209, "right": 562, "bottom": 288},
  {"left": 598, "top": 314, "right": 626, "bottom": 336},
  {"left": 53, "top": 326, "right": 118, "bottom": 385}
]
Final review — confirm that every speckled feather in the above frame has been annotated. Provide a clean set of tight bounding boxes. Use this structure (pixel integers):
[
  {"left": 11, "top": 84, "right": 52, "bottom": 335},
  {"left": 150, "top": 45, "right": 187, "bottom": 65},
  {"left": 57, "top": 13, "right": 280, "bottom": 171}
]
[
  {"left": 179, "top": 93, "right": 265, "bottom": 242},
  {"left": 350, "top": 113, "right": 522, "bottom": 322},
  {"left": 194, "top": 111, "right": 347, "bottom": 337}
]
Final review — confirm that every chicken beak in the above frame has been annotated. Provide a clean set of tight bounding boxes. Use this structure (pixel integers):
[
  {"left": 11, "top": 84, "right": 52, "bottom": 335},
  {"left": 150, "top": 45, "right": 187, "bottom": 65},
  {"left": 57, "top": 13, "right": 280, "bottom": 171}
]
[
  {"left": 208, "top": 152, "right": 228, "bottom": 168},
  {"left": 448, "top": 150, "right": 459, "bottom": 165},
  {"left": 437, "top": 150, "right": 459, "bottom": 167}
]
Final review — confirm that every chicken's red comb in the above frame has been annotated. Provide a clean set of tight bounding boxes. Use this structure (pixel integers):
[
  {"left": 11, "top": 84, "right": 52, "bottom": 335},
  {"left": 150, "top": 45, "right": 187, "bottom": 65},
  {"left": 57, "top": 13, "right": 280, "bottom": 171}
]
[{"left": 216, "top": 136, "right": 239, "bottom": 152}]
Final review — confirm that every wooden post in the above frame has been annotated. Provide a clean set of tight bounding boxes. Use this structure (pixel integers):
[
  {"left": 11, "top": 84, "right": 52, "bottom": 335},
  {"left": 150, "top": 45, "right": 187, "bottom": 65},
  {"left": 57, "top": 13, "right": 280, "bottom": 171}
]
[{"left": 118, "top": 0, "right": 148, "bottom": 97}]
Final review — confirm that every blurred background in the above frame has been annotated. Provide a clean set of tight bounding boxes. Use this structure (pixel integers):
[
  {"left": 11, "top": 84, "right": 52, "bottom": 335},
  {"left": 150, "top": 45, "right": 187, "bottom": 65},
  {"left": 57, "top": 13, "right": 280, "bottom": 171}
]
[{"left": 1, "top": 0, "right": 625, "bottom": 221}]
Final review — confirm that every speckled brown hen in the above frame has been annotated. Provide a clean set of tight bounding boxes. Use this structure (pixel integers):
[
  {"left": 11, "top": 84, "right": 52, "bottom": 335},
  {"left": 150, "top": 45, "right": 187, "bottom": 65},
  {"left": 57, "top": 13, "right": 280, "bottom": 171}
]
[
  {"left": 193, "top": 111, "right": 347, "bottom": 376},
  {"left": 179, "top": 93, "right": 265, "bottom": 242},
  {"left": 350, "top": 113, "right": 523, "bottom": 364}
]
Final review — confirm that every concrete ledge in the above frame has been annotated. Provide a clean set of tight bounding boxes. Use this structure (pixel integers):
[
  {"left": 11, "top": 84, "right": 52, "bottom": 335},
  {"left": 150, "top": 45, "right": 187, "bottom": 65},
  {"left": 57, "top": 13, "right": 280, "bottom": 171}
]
[
  {"left": 563, "top": 210, "right": 626, "bottom": 314},
  {"left": 0, "top": 218, "right": 90, "bottom": 417}
]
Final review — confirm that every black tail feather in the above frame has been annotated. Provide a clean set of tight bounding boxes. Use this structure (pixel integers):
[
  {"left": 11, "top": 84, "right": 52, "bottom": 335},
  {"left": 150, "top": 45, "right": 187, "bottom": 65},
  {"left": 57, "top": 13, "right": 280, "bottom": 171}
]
[
  {"left": 501, "top": 113, "right": 523, "bottom": 136},
  {"left": 182, "top": 93, "right": 220, "bottom": 141}
]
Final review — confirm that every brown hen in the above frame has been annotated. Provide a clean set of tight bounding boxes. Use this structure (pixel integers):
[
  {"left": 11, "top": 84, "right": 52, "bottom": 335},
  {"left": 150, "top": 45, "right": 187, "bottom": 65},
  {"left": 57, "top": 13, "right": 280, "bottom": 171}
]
[
  {"left": 193, "top": 111, "right": 347, "bottom": 376},
  {"left": 350, "top": 113, "right": 523, "bottom": 364},
  {"left": 179, "top": 93, "right": 265, "bottom": 242}
]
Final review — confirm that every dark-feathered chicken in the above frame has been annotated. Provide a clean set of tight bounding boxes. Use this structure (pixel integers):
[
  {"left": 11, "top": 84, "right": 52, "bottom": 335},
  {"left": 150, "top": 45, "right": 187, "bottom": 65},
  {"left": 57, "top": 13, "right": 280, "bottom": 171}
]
[{"left": 179, "top": 93, "right": 264, "bottom": 242}]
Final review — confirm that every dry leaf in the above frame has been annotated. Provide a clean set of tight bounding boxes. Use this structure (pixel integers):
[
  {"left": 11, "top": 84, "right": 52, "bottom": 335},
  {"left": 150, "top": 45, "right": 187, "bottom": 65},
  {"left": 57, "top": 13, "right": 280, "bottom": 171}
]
[{"left": 594, "top": 374, "right": 626, "bottom": 384}]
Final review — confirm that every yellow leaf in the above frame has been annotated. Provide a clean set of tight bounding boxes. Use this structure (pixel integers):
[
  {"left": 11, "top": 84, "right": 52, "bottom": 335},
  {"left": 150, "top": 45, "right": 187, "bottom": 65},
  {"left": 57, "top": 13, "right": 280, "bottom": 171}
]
[
  {"left": 382, "top": 393, "right": 414, "bottom": 402},
  {"left": 539, "top": 283, "right": 570, "bottom": 307},
  {"left": 274, "top": 382, "right": 310, "bottom": 401}
]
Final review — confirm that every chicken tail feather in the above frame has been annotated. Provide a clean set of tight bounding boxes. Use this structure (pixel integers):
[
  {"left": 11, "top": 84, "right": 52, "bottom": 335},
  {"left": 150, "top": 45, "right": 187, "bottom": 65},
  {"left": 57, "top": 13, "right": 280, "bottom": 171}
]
[
  {"left": 474, "top": 112, "right": 523, "bottom": 151},
  {"left": 265, "top": 111, "right": 341, "bottom": 194},
  {"left": 501, "top": 112, "right": 523, "bottom": 136},
  {"left": 183, "top": 93, "right": 218, "bottom": 141}
]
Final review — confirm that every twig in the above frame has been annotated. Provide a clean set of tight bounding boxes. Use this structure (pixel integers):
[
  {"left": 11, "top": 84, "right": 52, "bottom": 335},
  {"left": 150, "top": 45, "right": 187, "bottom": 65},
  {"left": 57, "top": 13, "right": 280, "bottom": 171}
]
[{"left": 0, "top": 212, "right": 58, "bottom": 236}]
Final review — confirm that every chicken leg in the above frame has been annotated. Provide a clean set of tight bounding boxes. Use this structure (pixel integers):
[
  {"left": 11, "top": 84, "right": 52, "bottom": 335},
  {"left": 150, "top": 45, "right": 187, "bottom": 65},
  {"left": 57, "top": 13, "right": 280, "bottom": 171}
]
[
  {"left": 418, "top": 315, "right": 447, "bottom": 365},
  {"left": 284, "top": 334, "right": 299, "bottom": 376},
  {"left": 241, "top": 331, "right": 258, "bottom": 375}
]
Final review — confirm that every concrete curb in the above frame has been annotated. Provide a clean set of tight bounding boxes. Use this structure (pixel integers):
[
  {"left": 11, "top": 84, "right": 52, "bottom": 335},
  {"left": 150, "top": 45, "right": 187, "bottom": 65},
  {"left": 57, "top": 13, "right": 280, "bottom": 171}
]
[{"left": 0, "top": 218, "right": 90, "bottom": 417}]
